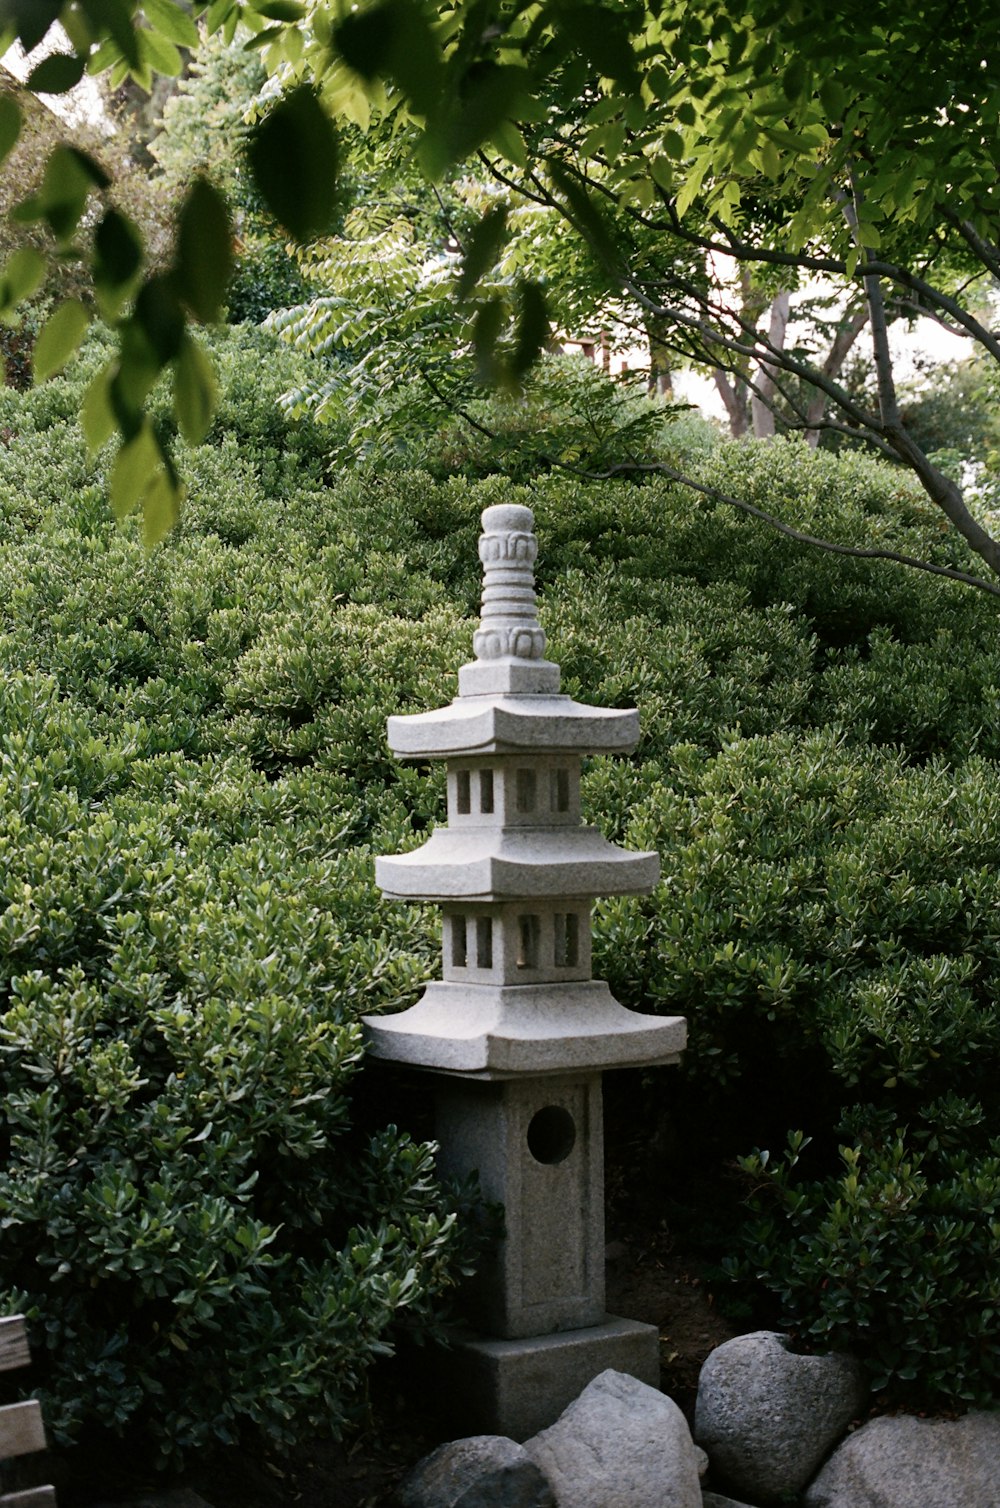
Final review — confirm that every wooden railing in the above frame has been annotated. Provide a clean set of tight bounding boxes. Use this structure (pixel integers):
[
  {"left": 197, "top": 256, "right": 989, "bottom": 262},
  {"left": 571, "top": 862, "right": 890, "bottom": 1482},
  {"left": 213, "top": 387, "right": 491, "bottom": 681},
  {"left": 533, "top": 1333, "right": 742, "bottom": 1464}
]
[{"left": 0, "top": 1317, "right": 55, "bottom": 1507}]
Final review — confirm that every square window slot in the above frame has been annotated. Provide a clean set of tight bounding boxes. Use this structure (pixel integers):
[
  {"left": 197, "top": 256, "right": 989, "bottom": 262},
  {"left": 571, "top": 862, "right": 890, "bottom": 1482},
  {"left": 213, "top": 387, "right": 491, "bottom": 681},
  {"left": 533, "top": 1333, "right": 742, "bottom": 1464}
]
[
  {"left": 450, "top": 915, "right": 467, "bottom": 969},
  {"left": 516, "top": 768, "right": 537, "bottom": 813},
  {"left": 517, "top": 914, "right": 541, "bottom": 969},
  {"left": 476, "top": 917, "right": 493, "bottom": 969},
  {"left": 551, "top": 767, "right": 571, "bottom": 813},
  {"left": 455, "top": 770, "right": 471, "bottom": 815},
  {"left": 479, "top": 769, "right": 495, "bottom": 814},
  {"left": 554, "top": 912, "right": 580, "bottom": 968}
]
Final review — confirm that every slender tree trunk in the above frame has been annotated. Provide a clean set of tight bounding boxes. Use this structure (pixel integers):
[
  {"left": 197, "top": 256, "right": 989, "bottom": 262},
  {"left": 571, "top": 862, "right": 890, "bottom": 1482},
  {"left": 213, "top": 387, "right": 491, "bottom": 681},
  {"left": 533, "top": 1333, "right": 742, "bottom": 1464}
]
[
  {"left": 751, "top": 290, "right": 791, "bottom": 437},
  {"left": 713, "top": 369, "right": 750, "bottom": 435},
  {"left": 646, "top": 328, "right": 674, "bottom": 398}
]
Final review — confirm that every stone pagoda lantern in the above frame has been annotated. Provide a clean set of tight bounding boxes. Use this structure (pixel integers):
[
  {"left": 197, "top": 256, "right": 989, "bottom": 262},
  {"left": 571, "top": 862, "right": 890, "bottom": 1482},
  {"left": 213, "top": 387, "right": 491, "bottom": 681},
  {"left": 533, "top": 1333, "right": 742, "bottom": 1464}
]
[{"left": 365, "top": 503, "right": 686, "bottom": 1439}]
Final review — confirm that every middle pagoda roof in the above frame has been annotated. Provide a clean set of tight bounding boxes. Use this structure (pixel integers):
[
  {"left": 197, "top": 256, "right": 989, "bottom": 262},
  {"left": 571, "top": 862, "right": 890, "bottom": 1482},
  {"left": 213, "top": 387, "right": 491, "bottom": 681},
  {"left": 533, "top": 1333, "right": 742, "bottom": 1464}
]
[{"left": 376, "top": 824, "right": 657, "bottom": 902}]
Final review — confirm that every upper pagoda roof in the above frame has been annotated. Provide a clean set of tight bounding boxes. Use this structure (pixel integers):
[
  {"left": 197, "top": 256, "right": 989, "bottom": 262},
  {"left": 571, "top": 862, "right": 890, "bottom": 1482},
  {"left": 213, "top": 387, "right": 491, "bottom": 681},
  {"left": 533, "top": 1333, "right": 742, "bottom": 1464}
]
[
  {"left": 387, "top": 694, "right": 639, "bottom": 758},
  {"left": 387, "top": 501, "right": 640, "bottom": 759}
]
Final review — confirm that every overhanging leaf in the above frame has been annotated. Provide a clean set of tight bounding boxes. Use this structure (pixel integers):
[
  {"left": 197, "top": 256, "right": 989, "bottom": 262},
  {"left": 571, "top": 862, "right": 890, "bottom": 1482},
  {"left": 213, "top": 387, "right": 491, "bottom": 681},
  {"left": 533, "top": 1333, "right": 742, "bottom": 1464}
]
[
  {"left": 33, "top": 299, "right": 90, "bottom": 381},
  {"left": 13, "top": 145, "right": 110, "bottom": 243},
  {"left": 420, "top": 64, "right": 526, "bottom": 178},
  {"left": 142, "top": 464, "right": 182, "bottom": 548},
  {"left": 511, "top": 280, "right": 548, "bottom": 379},
  {"left": 142, "top": 0, "right": 200, "bottom": 48},
  {"left": 134, "top": 275, "right": 186, "bottom": 363},
  {"left": 82, "top": 0, "right": 141, "bottom": 67},
  {"left": 27, "top": 52, "right": 86, "bottom": 93},
  {"left": 109, "top": 420, "right": 161, "bottom": 517},
  {"left": 456, "top": 204, "right": 508, "bottom": 301},
  {"left": 81, "top": 364, "right": 117, "bottom": 454},
  {"left": 547, "top": 160, "right": 619, "bottom": 273},
  {"left": 175, "top": 178, "right": 232, "bottom": 322},
  {"left": 0, "top": 96, "right": 21, "bottom": 167},
  {"left": 335, "top": 0, "right": 442, "bottom": 117},
  {"left": 251, "top": 0, "right": 306, "bottom": 18},
  {"left": 472, "top": 297, "right": 504, "bottom": 385},
  {"left": 6, "top": 0, "right": 62, "bottom": 51},
  {"left": 247, "top": 86, "right": 339, "bottom": 242},
  {"left": 0, "top": 247, "right": 46, "bottom": 317},
  {"left": 174, "top": 336, "right": 219, "bottom": 443},
  {"left": 93, "top": 208, "right": 144, "bottom": 315}
]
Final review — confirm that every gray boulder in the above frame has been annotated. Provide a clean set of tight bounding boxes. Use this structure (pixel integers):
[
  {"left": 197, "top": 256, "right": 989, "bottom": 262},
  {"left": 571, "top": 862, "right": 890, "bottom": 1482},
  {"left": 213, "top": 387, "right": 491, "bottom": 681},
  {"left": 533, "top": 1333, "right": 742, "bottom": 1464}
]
[
  {"left": 695, "top": 1331, "right": 866, "bottom": 1504},
  {"left": 804, "top": 1410, "right": 1000, "bottom": 1507},
  {"left": 398, "top": 1434, "right": 554, "bottom": 1508},
  {"left": 524, "top": 1368, "right": 702, "bottom": 1508},
  {"left": 702, "top": 1496, "right": 756, "bottom": 1508}
]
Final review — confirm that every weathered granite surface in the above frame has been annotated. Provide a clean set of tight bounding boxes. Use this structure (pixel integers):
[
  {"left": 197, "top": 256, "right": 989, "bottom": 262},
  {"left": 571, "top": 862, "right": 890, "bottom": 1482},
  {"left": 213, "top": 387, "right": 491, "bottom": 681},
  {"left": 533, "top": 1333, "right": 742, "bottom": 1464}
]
[
  {"left": 803, "top": 1410, "right": 1000, "bottom": 1507},
  {"left": 695, "top": 1331, "right": 866, "bottom": 1505},
  {"left": 524, "top": 1369, "right": 702, "bottom": 1508},
  {"left": 398, "top": 1434, "right": 554, "bottom": 1508}
]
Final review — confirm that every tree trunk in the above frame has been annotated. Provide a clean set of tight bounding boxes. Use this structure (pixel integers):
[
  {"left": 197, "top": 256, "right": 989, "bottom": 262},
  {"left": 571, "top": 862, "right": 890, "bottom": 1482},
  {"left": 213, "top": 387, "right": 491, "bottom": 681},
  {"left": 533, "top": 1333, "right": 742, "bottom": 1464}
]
[
  {"left": 713, "top": 369, "right": 750, "bottom": 435},
  {"left": 751, "top": 291, "right": 791, "bottom": 438}
]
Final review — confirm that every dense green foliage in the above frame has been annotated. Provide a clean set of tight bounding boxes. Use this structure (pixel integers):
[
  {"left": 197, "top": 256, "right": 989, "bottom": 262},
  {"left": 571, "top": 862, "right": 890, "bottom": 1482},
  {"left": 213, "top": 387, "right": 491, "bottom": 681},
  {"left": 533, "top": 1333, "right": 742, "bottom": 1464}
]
[
  {"left": 3, "top": 325, "right": 1000, "bottom": 1439},
  {"left": 0, "top": 328, "right": 477, "bottom": 1463}
]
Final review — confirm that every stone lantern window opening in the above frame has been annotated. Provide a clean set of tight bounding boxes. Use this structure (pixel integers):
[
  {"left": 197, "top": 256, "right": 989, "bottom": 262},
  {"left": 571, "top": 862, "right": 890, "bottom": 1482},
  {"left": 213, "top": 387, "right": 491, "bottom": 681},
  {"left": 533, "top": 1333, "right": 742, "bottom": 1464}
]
[{"left": 527, "top": 1105, "right": 577, "bottom": 1165}]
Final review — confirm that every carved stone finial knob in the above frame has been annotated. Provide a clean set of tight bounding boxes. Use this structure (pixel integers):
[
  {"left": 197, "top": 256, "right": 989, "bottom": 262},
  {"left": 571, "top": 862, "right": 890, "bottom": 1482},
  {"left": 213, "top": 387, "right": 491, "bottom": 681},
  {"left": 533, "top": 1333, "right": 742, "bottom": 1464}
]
[
  {"left": 458, "top": 504, "right": 561, "bottom": 696},
  {"left": 474, "top": 505, "right": 545, "bottom": 662}
]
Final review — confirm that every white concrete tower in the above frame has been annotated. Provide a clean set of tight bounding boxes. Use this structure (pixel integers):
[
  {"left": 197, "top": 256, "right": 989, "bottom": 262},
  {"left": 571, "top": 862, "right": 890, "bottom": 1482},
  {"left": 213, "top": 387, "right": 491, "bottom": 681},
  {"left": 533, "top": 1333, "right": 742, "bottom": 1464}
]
[{"left": 365, "top": 503, "right": 686, "bottom": 1438}]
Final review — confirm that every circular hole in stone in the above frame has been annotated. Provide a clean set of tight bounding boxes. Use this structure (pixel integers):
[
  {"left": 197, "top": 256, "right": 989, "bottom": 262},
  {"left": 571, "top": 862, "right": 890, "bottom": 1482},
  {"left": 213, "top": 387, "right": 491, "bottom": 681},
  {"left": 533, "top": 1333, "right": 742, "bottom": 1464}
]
[{"left": 527, "top": 1105, "right": 576, "bottom": 1165}]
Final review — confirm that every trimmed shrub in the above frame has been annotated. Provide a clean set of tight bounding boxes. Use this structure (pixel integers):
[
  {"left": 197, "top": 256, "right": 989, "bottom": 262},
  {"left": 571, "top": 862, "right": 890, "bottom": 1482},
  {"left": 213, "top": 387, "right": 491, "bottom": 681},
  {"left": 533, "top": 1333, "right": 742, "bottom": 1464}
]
[{"left": 3, "top": 325, "right": 1000, "bottom": 1435}]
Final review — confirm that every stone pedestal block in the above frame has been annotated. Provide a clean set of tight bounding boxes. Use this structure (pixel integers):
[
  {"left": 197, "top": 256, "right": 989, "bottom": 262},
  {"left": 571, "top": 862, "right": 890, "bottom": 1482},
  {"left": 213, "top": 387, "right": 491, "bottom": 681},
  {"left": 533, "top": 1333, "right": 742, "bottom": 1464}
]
[{"left": 426, "top": 1318, "right": 661, "bottom": 1442}]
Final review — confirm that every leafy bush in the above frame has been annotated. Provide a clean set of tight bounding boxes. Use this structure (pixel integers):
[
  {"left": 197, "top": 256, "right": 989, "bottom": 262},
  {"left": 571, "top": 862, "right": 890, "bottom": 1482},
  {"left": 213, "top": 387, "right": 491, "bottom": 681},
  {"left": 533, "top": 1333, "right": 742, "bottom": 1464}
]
[{"left": 3, "top": 325, "right": 1000, "bottom": 1437}]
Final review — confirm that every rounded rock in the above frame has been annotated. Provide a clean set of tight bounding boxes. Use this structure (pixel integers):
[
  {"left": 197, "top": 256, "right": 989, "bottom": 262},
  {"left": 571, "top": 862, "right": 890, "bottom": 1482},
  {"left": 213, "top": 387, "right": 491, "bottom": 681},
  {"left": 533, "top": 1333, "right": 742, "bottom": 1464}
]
[
  {"left": 524, "top": 1368, "right": 702, "bottom": 1508},
  {"left": 694, "top": 1331, "right": 867, "bottom": 1504},
  {"left": 397, "top": 1434, "right": 554, "bottom": 1508},
  {"left": 803, "top": 1411, "right": 1000, "bottom": 1507}
]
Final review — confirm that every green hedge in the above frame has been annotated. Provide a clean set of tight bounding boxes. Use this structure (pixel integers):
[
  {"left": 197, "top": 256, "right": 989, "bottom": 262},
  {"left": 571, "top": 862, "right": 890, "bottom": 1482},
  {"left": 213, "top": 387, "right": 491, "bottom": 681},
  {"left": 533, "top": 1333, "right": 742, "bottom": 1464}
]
[{"left": 3, "top": 327, "right": 1000, "bottom": 1438}]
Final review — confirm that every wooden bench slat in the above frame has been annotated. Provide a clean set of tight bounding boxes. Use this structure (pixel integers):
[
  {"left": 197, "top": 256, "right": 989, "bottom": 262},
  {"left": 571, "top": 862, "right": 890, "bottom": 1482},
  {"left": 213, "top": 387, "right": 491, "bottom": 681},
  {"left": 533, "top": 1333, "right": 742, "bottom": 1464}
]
[
  {"left": 0, "top": 1401, "right": 46, "bottom": 1461},
  {"left": 0, "top": 1320, "right": 31, "bottom": 1377},
  {"left": 0, "top": 1489, "right": 58, "bottom": 1508}
]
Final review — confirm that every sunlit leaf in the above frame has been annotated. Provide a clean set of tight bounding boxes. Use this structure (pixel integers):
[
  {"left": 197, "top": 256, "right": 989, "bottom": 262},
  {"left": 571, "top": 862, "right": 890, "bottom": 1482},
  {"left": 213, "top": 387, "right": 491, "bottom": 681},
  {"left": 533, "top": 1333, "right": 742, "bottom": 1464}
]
[
  {"left": 142, "top": 464, "right": 182, "bottom": 547},
  {"left": 33, "top": 299, "right": 90, "bottom": 381},
  {"left": 141, "top": 25, "right": 183, "bottom": 75},
  {"left": 110, "top": 420, "right": 161, "bottom": 517},
  {"left": 247, "top": 86, "right": 339, "bottom": 242},
  {"left": 81, "top": 364, "right": 117, "bottom": 454},
  {"left": 142, "top": 0, "right": 200, "bottom": 48},
  {"left": 0, "top": 247, "right": 46, "bottom": 317}
]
